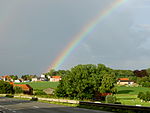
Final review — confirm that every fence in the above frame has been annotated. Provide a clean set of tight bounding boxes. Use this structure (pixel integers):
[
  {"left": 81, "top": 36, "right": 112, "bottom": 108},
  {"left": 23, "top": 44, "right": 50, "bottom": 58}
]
[{"left": 79, "top": 101, "right": 150, "bottom": 112}]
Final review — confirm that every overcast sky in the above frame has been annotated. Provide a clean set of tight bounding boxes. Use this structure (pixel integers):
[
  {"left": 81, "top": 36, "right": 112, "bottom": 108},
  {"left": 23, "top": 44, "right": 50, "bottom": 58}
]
[{"left": 0, "top": 0, "right": 150, "bottom": 75}]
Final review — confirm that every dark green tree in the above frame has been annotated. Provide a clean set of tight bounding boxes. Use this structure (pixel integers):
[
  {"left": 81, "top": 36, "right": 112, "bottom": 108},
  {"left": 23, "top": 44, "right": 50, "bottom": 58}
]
[
  {"left": 9, "top": 75, "right": 18, "bottom": 81},
  {"left": 13, "top": 86, "right": 23, "bottom": 94},
  {"left": 0, "top": 81, "right": 14, "bottom": 94}
]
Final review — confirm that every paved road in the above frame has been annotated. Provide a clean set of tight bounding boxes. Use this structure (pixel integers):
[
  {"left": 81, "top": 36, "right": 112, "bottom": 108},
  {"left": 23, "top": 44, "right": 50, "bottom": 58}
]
[{"left": 0, "top": 97, "right": 112, "bottom": 113}]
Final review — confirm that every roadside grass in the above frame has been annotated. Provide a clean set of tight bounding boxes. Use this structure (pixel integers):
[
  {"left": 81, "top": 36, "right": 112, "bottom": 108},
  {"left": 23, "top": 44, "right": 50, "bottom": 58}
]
[
  {"left": 15, "top": 81, "right": 59, "bottom": 90},
  {"left": 39, "top": 100, "right": 78, "bottom": 107}
]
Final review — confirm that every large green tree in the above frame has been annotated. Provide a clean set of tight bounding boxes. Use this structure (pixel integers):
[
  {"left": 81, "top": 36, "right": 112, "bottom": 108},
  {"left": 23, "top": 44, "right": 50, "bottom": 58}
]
[{"left": 55, "top": 64, "right": 116, "bottom": 100}]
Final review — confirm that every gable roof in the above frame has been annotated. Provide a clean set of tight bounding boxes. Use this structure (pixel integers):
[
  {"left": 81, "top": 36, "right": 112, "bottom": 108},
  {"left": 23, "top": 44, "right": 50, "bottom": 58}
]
[
  {"left": 118, "top": 78, "right": 129, "bottom": 81},
  {"left": 51, "top": 76, "right": 61, "bottom": 79},
  {"left": 13, "top": 84, "right": 33, "bottom": 90}
]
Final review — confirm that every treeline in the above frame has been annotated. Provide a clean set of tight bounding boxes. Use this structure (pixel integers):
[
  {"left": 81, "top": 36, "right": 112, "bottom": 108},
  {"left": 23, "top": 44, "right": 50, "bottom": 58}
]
[
  {"left": 44, "top": 64, "right": 150, "bottom": 100},
  {"left": 45, "top": 67, "right": 150, "bottom": 79}
]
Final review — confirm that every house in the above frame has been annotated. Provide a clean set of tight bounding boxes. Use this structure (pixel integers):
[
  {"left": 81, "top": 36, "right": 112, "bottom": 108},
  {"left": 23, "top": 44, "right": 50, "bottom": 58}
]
[
  {"left": 117, "top": 78, "right": 134, "bottom": 85},
  {"left": 14, "top": 79, "right": 21, "bottom": 83},
  {"left": 40, "top": 74, "right": 45, "bottom": 78},
  {"left": 13, "top": 84, "right": 33, "bottom": 95},
  {"left": 0, "top": 75, "right": 11, "bottom": 81},
  {"left": 49, "top": 76, "right": 61, "bottom": 82},
  {"left": 32, "top": 78, "right": 38, "bottom": 82}
]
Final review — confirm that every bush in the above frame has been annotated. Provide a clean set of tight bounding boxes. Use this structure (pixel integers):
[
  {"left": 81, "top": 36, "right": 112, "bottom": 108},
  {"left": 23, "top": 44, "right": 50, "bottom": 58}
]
[
  {"left": 30, "top": 97, "right": 38, "bottom": 101},
  {"left": 5, "top": 94, "right": 14, "bottom": 98},
  {"left": 105, "top": 95, "right": 116, "bottom": 104},
  {"left": 0, "top": 81, "right": 14, "bottom": 94},
  {"left": 34, "top": 90, "right": 47, "bottom": 95},
  {"left": 14, "top": 86, "right": 23, "bottom": 94},
  {"left": 138, "top": 91, "right": 150, "bottom": 102},
  {"left": 138, "top": 92, "right": 144, "bottom": 99}
]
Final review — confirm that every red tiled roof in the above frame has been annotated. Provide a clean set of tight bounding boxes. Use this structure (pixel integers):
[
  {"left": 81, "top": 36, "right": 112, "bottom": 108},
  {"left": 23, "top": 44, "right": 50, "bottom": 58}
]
[
  {"left": 13, "top": 84, "right": 32, "bottom": 91},
  {"left": 52, "top": 76, "right": 61, "bottom": 79},
  {"left": 118, "top": 78, "right": 129, "bottom": 80}
]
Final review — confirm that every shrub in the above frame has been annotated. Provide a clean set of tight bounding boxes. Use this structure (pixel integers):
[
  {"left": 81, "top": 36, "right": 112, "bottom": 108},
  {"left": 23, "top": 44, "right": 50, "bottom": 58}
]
[
  {"left": 13, "top": 86, "right": 23, "bottom": 94},
  {"left": 5, "top": 94, "right": 14, "bottom": 98},
  {"left": 0, "top": 81, "right": 14, "bottom": 94},
  {"left": 34, "top": 90, "right": 47, "bottom": 95},
  {"left": 138, "top": 91, "right": 150, "bottom": 102},
  {"left": 105, "top": 95, "right": 116, "bottom": 104},
  {"left": 30, "top": 97, "right": 38, "bottom": 101},
  {"left": 138, "top": 92, "right": 144, "bottom": 99}
]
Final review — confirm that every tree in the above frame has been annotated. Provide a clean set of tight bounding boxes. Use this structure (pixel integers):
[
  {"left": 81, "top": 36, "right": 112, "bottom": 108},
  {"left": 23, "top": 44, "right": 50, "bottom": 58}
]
[
  {"left": 13, "top": 86, "right": 23, "bottom": 94},
  {"left": 21, "top": 75, "right": 36, "bottom": 81},
  {"left": 9, "top": 75, "right": 18, "bottom": 81},
  {"left": 146, "top": 68, "right": 150, "bottom": 77},
  {"left": 55, "top": 64, "right": 116, "bottom": 100},
  {"left": 137, "top": 76, "right": 150, "bottom": 87},
  {"left": 114, "top": 70, "right": 134, "bottom": 78},
  {"left": 0, "top": 81, "right": 14, "bottom": 94}
]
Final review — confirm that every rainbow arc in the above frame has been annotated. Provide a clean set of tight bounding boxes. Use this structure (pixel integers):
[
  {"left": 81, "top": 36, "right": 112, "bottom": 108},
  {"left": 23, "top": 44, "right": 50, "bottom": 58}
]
[{"left": 46, "top": 0, "right": 128, "bottom": 72}]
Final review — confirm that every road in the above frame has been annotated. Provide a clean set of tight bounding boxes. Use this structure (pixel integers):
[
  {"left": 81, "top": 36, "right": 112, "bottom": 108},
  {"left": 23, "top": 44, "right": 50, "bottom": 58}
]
[{"left": 0, "top": 97, "right": 112, "bottom": 113}]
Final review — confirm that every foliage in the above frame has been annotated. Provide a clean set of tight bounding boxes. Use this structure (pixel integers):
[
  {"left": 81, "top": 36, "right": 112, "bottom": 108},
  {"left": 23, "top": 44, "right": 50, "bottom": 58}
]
[
  {"left": 9, "top": 75, "right": 18, "bottom": 81},
  {"left": 114, "top": 70, "right": 134, "bottom": 78},
  {"left": 146, "top": 68, "right": 150, "bottom": 77},
  {"left": 55, "top": 64, "right": 117, "bottom": 100},
  {"left": 13, "top": 86, "right": 23, "bottom": 94},
  {"left": 105, "top": 95, "right": 116, "bottom": 104},
  {"left": 133, "top": 70, "right": 148, "bottom": 77},
  {"left": 137, "top": 76, "right": 150, "bottom": 87},
  {"left": 21, "top": 75, "right": 37, "bottom": 81},
  {"left": 44, "top": 69, "right": 70, "bottom": 77},
  {"left": 138, "top": 91, "right": 150, "bottom": 102},
  {"left": 0, "top": 81, "right": 14, "bottom": 94},
  {"left": 34, "top": 90, "right": 47, "bottom": 95}
]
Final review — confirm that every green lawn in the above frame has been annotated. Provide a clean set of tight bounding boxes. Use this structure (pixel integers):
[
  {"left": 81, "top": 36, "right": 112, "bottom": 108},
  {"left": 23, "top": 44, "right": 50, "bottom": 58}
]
[
  {"left": 15, "top": 81, "right": 59, "bottom": 90},
  {"left": 116, "top": 86, "right": 150, "bottom": 95},
  {"left": 115, "top": 86, "right": 150, "bottom": 106},
  {"left": 115, "top": 94, "right": 150, "bottom": 106}
]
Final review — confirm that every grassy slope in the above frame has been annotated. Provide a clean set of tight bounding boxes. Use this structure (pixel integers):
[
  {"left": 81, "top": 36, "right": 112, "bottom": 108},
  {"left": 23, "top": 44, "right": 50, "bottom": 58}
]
[
  {"left": 116, "top": 86, "right": 150, "bottom": 106},
  {"left": 15, "top": 81, "right": 59, "bottom": 90},
  {"left": 116, "top": 86, "right": 150, "bottom": 95}
]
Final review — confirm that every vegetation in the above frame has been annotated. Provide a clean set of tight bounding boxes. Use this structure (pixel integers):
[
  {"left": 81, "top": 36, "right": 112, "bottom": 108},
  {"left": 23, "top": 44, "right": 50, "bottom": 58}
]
[
  {"left": 44, "top": 69, "right": 70, "bottom": 77},
  {"left": 105, "top": 95, "right": 116, "bottom": 104},
  {"left": 21, "top": 74, "right": 37, "bottom": 81},
  {"left": 0, "top": 81, "right": 14, "bottom": 94},
  {"left": 137, "top": 76, "right": 150, "bottom": 87},
  {"left": 13, "top": 86, "right": 23, "bottom": 94},
  {"left": 138, "top": 91, "right": 150, "bottom": 102},
  {"left": 15, "top": 81, "right": 59, "bottom": 90},
  {"left": 55, "top": 64, "right": 117, "bottom": 100},
  {"left": 9, "top": 75, "right": 18, "bottom": 81},
  {"left": 34, "top": 90, "right": 47, "bottom": 95},
  {"left": 116, "top": 86, "right": 150, "bottom": 95}
]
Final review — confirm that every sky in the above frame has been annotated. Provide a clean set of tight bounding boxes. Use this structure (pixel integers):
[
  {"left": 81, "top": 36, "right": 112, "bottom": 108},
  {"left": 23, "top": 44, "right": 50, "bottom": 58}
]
[{"left": 0, "top": 0, "right": 150, "bottom": 75}]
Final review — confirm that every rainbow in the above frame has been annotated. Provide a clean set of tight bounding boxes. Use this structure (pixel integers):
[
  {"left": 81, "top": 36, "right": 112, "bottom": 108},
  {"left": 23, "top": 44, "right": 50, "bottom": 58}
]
[{"left": 47, "top": 0, "right": 128, "bottom": 71}]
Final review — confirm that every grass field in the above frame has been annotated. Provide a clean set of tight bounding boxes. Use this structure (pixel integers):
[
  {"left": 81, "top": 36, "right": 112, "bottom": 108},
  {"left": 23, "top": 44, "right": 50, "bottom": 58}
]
[
  {"left": 15, "top": 81, "right": 59, "bottom": 90},
  {"left": 116, "top": 86, "right": 150, "bottom": 106},
  {"left": 116, "top": 86, "right": 150, "bottom": 95},
  {"left": 115, "top": 94, "right": 150, "bottom": 106}
]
